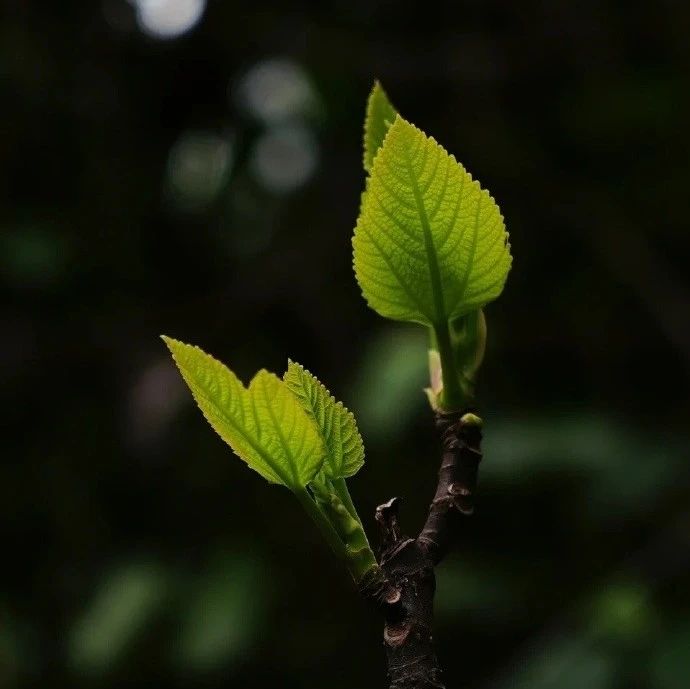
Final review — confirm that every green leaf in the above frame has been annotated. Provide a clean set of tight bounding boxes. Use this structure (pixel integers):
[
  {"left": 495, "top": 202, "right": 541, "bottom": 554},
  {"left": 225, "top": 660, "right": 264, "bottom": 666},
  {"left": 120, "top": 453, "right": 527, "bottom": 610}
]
[
  {"left": 162, "top": 337, "right": 324, "bottom": 490},
  {"left": 363, "top": 81, "right": 397, "bottom": 172},
  {"left": 283, "top": 360, "right": 364, "bottom": 479},
  {"left": 353, "top": 115, "right": 512, "bottom": 327}
]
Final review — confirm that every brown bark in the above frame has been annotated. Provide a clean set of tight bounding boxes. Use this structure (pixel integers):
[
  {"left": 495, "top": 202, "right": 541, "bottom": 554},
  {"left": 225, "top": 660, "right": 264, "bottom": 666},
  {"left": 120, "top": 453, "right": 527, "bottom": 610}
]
[{"left": 360, "top": 411, "right": 483, "bottom": 689}]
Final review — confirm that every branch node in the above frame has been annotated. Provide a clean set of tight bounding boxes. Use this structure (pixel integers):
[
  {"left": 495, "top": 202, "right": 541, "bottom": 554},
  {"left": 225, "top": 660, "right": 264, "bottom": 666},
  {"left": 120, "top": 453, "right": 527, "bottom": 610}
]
[
  {"left": 418, "top": 409, "right": 484, "bottom": 563},
  {"left": 358, "top": 566, "right": 403, "bottom": 622},
  {"left": 376, "top": 496, "right": 403, "bottom": 551}
]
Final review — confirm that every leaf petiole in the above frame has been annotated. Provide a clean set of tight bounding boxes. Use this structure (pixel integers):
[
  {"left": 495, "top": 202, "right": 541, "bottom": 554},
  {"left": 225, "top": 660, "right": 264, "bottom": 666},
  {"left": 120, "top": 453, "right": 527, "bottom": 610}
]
[
  {"left": 295, "top": 487, "right": 349, "bottom": 562},
  {"left": 434, "top": 319, "right": 465, "bottom": 411}
]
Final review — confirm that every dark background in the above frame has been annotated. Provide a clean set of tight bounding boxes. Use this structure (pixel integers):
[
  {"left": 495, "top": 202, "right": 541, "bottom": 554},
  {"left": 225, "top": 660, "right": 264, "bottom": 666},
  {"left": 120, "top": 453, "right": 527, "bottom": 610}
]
[{"left": 2, "top": 1, "right": 689, "bottom": 688}]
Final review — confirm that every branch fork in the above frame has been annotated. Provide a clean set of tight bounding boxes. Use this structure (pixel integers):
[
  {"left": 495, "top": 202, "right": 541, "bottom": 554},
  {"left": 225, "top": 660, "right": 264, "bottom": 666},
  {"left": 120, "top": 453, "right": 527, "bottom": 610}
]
[{"left": 361, "top": 410, "right": 484, "bottom": 689}]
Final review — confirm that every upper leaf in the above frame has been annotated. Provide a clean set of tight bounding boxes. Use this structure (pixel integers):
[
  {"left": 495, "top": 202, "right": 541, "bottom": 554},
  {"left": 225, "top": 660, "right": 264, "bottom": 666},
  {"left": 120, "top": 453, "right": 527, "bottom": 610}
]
[
  {"left": 283, "top": 361, "right": 364, "bottom": 479},
  {"left": 163, "top": 337, "right": 325, "bottom": 490},
  {"left": 353, "top": 116, "right": 512, "bottom": 326},
  {"left": 363, "top": 81, "right": 397, "bottom": 172}
]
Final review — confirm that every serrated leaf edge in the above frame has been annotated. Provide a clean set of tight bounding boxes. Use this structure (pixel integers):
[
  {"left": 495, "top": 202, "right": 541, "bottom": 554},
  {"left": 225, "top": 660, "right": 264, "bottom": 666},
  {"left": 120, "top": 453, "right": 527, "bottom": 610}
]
[
  {"left": 363, "top": 80, "right": 398, "bottom": 173},
  {"left": 353, "top": 115, "right": 512, "bottom": 324},
  {"left": 162, "top": 336, "right": 325, "bottom": 489},
  {"left": 284, "top": 359, "right": 365, "bottom": 479}
]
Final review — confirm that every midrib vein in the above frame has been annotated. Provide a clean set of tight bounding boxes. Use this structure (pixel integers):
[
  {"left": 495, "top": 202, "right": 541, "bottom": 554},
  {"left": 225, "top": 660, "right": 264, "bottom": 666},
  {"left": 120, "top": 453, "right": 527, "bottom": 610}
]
[{"left": 403, "top": 147, "right": 446, "bottom": 326}]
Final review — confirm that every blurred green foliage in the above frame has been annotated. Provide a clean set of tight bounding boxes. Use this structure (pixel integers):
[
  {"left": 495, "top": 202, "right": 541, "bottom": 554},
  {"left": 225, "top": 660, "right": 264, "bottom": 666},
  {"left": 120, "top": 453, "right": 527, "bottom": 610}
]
[
  {"left": 2, "top": 2, "right": 689, "bottom": 689},
  {"left": 68, "top": 563, "right": 169, "bottom": 673}
]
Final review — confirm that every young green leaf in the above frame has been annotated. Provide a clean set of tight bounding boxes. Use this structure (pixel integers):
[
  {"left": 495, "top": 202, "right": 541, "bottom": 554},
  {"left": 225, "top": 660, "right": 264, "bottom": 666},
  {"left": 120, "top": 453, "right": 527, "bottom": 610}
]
[
  {"left": 283, "top": 360, "right": 364, "bottom": 479},
  {"left": 353, "top": 116, "right": 512, "bottom": 327},
  {"left": 162, "top": 337, "right": 325, "bottom": 490},
  {"left": 363, "top": 81, "right": 397, "bottom": 172}
]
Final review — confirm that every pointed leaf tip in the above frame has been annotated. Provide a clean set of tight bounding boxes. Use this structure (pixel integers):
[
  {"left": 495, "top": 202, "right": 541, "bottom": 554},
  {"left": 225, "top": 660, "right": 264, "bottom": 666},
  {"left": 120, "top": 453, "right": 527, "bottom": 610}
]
[
  {"left": 363, "top": 81, "right": 398, "bottom": 172},
  {"left": 283, "top": 360, "right": 365, "bottom": 479},
  {"left": 163, "top": 338, "right": 325, "bottom": 490}
]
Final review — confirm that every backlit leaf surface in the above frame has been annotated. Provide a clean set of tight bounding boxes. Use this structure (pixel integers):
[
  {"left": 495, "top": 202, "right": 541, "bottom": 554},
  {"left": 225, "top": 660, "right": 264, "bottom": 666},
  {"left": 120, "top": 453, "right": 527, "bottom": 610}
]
[
  {"left": 284, "top": 360, "right": 364, "bottom": 479},
  {"left": 363, "top": 81, "right": 397, "bottom": 172},
  {"left": 163, "top": 337, "right": 324, "bottom": 489},
  {"left": 353, "top": 116, "right": 512, "bottom": 326}
]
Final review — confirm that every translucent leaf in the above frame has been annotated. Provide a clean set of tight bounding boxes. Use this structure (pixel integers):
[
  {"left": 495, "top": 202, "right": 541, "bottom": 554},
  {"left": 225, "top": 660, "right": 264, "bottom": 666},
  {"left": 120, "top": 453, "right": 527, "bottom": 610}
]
[
  {"left": 363, "top": 81, "right": 397, "bottom": 172},
  {"left": 163, "top": 337, "right": 324, "bottom": 489},
  {"left": 283, "top": 360, "right": 364, "bottom": 479},
  {"left": 353, "top": 116, "right": 512, "bottom": 326}
]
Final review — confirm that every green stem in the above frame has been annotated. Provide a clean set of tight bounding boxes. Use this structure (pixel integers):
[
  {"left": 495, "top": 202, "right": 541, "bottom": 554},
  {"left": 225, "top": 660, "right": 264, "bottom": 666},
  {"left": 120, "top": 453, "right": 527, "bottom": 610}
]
[
  {"left": 333, "top": 478, "right": 377, "bottom": 573},
  {"left": 332, "top": 491, "right": 378, "bottom": 581},
  {"left": 333, "top": 477, "right": 360, "bottom": 522},
  {"left": 434, "top": 319, "right": 464, "bottom": 411},
  {"left": 295, "top": 488, "right": 348, "bottom": 562},
  {"left": 314, "top": 479, "right": 378, "bottom": 582}
]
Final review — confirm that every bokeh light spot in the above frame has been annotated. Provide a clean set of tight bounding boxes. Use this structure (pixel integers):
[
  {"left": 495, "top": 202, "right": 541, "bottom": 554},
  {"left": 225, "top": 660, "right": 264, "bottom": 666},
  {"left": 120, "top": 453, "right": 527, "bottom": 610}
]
[
  {"left": 249, "top": 125, "right": 318, "bottom": 195},
  {"left": 129, "top": 0, "right": 206, "bottom": 39},
  {"left": 235, "top": 58, "right": 317, "bottom": 124},
  {"left": 126, "top": 358, "right": 186, "bottom": 451},
  {"left": 166, "top": 131, "right": 233, "bottom": 211}
]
